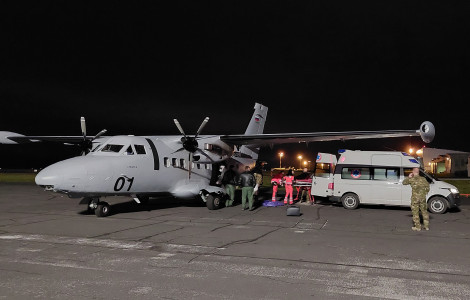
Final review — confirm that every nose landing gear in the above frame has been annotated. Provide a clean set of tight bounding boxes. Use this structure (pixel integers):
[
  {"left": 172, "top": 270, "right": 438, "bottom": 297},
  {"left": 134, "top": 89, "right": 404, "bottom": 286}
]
[{"left": 81, "top": 197, "right": 111, "bottom": 217}]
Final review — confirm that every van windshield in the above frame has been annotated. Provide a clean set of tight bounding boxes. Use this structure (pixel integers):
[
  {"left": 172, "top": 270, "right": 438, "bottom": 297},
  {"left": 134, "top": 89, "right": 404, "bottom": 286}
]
[{"left": 404, "top": 168, "right": 436, "bottom": 183}]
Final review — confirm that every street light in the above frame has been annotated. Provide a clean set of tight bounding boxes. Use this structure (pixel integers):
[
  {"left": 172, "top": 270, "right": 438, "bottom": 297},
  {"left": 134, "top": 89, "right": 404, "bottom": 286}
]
[
  {"left": 279, "top": 152, "right": 284, "bottom": 168},
  {"left": 297, "top": 155, "right": 303, "bottom": 170}
]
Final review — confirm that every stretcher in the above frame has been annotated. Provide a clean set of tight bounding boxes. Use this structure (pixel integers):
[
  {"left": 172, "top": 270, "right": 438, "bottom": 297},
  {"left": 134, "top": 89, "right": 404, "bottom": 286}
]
[{"left": 293, "top": 179, "right": 315, "bottom": 203}]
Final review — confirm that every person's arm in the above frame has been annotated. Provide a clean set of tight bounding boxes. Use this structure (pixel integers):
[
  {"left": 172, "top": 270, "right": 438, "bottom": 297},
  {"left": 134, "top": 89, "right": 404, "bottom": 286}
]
[{"left": 402, "top": 177, "right": 410, "bottom": 185}]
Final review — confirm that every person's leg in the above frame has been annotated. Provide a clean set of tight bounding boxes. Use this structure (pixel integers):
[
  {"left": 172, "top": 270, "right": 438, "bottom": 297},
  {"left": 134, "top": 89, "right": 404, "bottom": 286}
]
[
  {"left": 411, "top": 199, "right": 421, "bottom": 230},
  {"left": 248, "top": 187, "right": 255, "bottom": 210},
  {"left": 272, "top": 185, "right": 278, "bottom": 201},
  {"left": 241, "top": 187, "right": 247, "bottom": 209},
  {"left": 229, "top": 184, "right": 236, "bottom": 206},
  {"left": 420, "top": 198, "right": 430, "bottom": 230},
  {"left": 287, "top": 185, "right": 293, "bottom": 204}
]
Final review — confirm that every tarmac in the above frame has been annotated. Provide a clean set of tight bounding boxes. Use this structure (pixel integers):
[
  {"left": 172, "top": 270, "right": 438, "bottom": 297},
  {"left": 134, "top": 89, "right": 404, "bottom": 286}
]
[{"left": 1, "top": 183, "right": 470, "bottom": 299}]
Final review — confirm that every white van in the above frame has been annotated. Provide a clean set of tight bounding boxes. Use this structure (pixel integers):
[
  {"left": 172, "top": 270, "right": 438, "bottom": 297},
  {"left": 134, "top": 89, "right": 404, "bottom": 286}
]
[{"left": 311, "top": 150, "right": 460, "bottom": 214}]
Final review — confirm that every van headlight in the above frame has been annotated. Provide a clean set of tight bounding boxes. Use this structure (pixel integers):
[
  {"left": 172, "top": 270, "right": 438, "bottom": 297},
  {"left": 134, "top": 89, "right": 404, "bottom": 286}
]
[{"left": 450, "top": 188, "right": 459, "bottom": 194}]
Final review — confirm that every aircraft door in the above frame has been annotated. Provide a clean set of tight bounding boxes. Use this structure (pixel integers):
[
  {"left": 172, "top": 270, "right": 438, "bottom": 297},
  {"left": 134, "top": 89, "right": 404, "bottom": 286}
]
[{"left": 311, "top": 153, "right": 337, "bottom": 197}]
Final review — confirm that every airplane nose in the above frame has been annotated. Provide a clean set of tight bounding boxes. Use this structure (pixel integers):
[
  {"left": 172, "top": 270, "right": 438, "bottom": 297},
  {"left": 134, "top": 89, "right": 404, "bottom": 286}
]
[
  {"left": 35, "top": 164, "right": 64, "bottom": 189},
  {"left": 35, "top": 157, "right": 87, "bottom": 191}
]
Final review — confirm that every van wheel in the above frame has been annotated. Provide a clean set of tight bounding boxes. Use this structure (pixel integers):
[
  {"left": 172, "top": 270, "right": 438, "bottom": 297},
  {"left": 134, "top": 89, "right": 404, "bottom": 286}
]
[
  {"left": 341, "top": 193, "right": 359, "bottom": 210},
  {"left": 428, "top": 196, "right": 448, "bottom": 214}
]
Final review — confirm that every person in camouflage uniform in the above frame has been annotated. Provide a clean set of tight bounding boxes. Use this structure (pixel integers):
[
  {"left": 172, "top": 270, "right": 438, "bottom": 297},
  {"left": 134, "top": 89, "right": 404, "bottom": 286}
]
[{"left": 403, "top": 167, "right": 430, "bottom": 231}]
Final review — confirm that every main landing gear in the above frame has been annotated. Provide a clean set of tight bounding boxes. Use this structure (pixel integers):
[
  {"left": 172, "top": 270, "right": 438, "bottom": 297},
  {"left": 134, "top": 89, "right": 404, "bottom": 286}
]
[{"left": 82, "top": 197, "right": 111, "bottom": 217}]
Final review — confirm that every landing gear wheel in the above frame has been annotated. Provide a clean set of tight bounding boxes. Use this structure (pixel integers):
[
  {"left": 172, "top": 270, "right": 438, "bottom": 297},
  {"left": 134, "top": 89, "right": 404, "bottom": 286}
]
[
  {"left": 95, "top": 202, "right": 110, "bottom": 217},
  {"left": 428, "top": 196, "right": 448, "bottom": 214},
  {"left": 206, "top": 193, "right": 222, "bottom": 210},
  {"left": 341, "top": 193, "right": 360, "bottom": 210}
]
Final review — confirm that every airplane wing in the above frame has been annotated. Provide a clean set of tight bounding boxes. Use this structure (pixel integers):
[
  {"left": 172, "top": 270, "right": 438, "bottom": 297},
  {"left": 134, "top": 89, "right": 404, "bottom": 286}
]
[
  {"left": 220, "top": 121, "right": 435, "bottom": 146},
  {"left": 0, "top": 133, "right": 92, "bottom": 144}
]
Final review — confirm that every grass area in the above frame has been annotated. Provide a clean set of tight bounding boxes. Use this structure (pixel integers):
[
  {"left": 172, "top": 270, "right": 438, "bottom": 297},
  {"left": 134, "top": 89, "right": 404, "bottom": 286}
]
[
  {"left": 0, "top": 173, "right": 36, "bottom": 183},
  {"left": 442, "top": 179, "right": 470, "bottom": 195}
]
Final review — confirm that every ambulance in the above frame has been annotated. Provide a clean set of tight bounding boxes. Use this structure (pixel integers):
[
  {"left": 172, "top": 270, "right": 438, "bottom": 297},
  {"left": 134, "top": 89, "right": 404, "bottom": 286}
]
[{"left": 311, "top": 150, "right": 460, "bottom": 213}]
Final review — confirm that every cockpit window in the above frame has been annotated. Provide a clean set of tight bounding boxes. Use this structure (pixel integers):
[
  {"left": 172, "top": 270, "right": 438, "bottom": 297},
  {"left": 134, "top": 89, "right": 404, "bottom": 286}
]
[
  {"left": 101, "top": 144, "right": 124, "bottom": 153},
  {"left": 134, "top": 145, "right": 146, "bottom": 154},
  {"left": 125, "top": 146, "right": 134, "bottom": 155}
]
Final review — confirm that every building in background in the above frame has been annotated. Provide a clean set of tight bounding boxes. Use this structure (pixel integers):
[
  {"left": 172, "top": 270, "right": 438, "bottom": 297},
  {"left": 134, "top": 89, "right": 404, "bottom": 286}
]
[{"left": 416, "top": 148, "right": 469, "bottom": 177}]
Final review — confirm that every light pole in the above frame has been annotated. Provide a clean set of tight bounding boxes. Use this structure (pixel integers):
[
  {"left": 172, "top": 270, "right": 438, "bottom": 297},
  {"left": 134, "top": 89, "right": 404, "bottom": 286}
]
[
  {"left": 297, "top": 155, "right": 303, "bottom": 170},
  {"left": 279, "top": 152, "right": 284, "bottom": 168}
]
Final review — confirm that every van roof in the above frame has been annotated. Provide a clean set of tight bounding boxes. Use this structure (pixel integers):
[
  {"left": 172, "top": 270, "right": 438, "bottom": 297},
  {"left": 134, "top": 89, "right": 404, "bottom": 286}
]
[{"left": 338, "top": 150, "right": 420, "bottom": 168}]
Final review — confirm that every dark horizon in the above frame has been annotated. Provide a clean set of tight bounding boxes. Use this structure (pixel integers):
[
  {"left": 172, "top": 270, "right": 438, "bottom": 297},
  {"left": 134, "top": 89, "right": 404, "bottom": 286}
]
[{"left": 1, "top": 2, "right": 469, "bottom": 168}]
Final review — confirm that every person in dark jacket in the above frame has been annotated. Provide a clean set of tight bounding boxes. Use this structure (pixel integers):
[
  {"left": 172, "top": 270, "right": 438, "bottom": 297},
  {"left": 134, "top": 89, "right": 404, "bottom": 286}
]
[
  {"left": 295, "top": 167, "right": 311, "bottom": 202},
  {"left": 238, "top": 166, "right": 256, "bottom": 210},
  {"left": 221, "top": 165, "right": 238, "bottom": 207}
]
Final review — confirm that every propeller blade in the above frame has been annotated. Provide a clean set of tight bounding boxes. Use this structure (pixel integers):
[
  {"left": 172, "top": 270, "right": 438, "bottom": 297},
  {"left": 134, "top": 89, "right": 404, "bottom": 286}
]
[
  {"left": 195, "top": 148, "right": 214, "bottom": 162},
  {"left": 93, "top": 129, "right": 107, "bottom": 140},
  {"left": 80, "top": 117, "right": 87, "bottom": 140},
  {"left": 195, "top": 117, "right": 209, "bottom": 138},
  {"left": 188, "top": 152, "right": 193, "bottom": 180},
  {"left": 173, "top": 119, "right": 187, "bottom": 137},
  {"left": 171, "top": 148, "right": 186, "bottom": 154}
]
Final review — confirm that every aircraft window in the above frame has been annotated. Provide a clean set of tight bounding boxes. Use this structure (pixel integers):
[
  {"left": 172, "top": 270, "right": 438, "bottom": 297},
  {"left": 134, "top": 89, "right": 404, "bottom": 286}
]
[
  {"left": 164, "top": 157, "right": 170, "bottom": 168},
  {"left": 197, "top": 164, "right": 201, "bottom": 169},
  {"left": 205, "top": 164, "right": 210, "bottom": 170},
  {"left": 134, "top": 145, "right": 146, "bottom": 154},
  {"left": 180, "top": 159, "right": 186, "bottom": 169},
  {"left": 172, "top": 158, "right": 178, "bottom": 167},
  {"left": 101, "top": 144, "right": 124, "bottom": 153},
  {"left": 125, "top": 146, "right": 134, "bottom": 155}
]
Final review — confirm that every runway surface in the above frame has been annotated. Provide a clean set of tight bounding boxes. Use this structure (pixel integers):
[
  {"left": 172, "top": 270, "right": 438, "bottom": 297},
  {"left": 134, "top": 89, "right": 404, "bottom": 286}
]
[{"left": 1, "top": 183, "right": 469, "bottom": 299}]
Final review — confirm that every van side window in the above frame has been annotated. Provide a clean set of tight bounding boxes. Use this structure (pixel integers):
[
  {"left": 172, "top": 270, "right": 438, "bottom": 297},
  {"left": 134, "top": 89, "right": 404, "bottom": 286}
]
[
  {"left": 164, "top": 157, "right": 170, "bottom": 168},
  {"left": 373, "top": 168, "right": 399, "bottom": 181},
  {"left": 134, "top": 145, "right": 146, "bottom": 154},
  {"left": 341, "top": 167, "right": 370, "bottom": 180}
]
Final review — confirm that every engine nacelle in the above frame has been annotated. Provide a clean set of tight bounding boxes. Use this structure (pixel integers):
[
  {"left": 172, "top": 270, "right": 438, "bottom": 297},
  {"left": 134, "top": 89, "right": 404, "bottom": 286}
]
[{"left": 419, "top": 121, "right": 435, "bottom": 143}]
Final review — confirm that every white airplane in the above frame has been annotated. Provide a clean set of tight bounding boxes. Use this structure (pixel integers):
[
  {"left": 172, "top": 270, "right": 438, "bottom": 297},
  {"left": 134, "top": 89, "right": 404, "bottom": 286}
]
[{"left": 0, "top": 103, "right": 435, "bottom": 217}]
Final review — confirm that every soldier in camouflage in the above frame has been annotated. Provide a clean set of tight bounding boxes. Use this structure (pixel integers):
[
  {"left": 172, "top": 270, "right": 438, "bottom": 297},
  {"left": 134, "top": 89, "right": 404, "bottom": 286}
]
[{"left": 403, "top": 167, "right": 430, "bottom": 231}]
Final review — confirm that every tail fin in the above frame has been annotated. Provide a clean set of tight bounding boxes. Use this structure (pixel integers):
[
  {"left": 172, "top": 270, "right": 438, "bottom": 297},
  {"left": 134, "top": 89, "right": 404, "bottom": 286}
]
[
  {"left": 244, "top": 103, "right": 268, "bottom": 135},
  {"left": 239, "top": 103, "right": 268, "bottom": 161}
]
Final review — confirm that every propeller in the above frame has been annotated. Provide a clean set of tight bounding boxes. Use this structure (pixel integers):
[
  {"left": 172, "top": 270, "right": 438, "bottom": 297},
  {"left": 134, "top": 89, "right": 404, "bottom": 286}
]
[
  {"left": 173, "top": 117, "right": 211, "bottom": 179},
  {"left": 79, "top": 117, "right": 107, "bottom": 156}
]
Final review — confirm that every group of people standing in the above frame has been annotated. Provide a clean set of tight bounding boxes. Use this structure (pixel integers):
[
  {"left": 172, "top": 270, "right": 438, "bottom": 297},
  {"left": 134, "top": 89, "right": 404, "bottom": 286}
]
[{"left": 218, "top": 162, "right": 265, "bottom": 211}]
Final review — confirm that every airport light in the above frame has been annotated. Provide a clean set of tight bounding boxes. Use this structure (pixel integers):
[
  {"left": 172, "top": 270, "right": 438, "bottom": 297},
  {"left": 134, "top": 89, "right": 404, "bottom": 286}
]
[
  {"left": 409, "top": 148, "right": 414, "bottom": 154},
  {"left": 298, "top": 155, "right": 303, "bottom": 169},
  {"left": 279, "top": 152, "right": 284, "bottom": 168}
]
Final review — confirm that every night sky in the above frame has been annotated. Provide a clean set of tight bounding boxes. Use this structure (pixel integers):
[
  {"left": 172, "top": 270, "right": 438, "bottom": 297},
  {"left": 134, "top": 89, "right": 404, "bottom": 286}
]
[{"left": 1, "top": 1, "right": 469, "bottom": 169}]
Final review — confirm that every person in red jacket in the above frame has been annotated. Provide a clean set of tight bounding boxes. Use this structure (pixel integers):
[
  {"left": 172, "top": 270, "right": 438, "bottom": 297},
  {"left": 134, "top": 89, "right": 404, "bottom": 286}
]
[
  {"left": 270, "top": 171, "right": 284, "bottom": 201},
  {"left": 283, "top": 169, "right": 295, "bottom": 204}
]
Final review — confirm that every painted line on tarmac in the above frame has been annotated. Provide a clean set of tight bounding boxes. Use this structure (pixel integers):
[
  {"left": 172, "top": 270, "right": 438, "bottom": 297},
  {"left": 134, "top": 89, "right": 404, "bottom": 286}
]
[{"left": 0, "top": 233, "right": 154, "bottom": 250}]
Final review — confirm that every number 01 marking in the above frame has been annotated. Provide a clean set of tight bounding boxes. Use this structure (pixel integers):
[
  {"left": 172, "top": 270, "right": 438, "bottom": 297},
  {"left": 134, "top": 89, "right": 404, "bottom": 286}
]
[{"left": 114, "top": 176, "right": 134, "bottom": 191}]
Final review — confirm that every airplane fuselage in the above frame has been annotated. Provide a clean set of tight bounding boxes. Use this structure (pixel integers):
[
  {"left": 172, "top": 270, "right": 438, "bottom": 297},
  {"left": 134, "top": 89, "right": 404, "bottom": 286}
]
[{"left": 35, "top": 134, "right": 245, "bottom": 199}]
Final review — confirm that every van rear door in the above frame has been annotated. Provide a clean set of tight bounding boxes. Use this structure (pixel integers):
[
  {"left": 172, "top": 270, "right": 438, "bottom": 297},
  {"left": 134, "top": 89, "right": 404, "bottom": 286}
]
[{"left": 311, "top": 153, "right": 337, "bottom": 197}]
